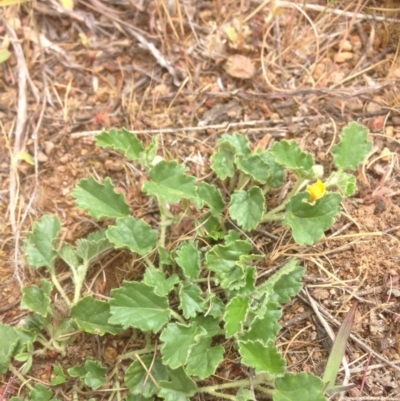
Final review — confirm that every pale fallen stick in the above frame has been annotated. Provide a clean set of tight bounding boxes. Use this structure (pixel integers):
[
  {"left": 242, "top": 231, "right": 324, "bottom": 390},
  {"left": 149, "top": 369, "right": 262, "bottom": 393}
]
[
  {"left": 251, "top": 0, "right": 400, "bottom": 23},
  {"left": 299, "top": 292, "right": 400, "bottom": 374},
  {"left": 71, "top": 120, "right": 288, "bottom": 138}
]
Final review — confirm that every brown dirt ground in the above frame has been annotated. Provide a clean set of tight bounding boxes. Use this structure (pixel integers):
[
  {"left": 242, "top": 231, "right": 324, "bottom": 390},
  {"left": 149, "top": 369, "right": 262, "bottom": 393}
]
[{"left": 1, "top": 0, "right": 400, "bottom": 400}]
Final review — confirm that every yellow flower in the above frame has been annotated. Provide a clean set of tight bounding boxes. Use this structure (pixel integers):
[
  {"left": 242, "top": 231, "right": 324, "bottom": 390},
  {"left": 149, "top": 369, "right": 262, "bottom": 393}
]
[{"left": 307, "top": 179, "right": 326, "bottom": 202}]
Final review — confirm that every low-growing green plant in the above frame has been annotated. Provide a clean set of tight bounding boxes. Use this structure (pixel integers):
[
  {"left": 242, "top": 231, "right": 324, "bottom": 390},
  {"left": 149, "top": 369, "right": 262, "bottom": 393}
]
[{"left": 1, "top": 123, "right": 371, "bottom": 400}]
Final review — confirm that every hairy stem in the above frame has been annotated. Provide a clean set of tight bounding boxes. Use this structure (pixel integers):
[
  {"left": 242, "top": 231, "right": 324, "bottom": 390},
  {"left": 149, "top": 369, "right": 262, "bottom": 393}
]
[
  {"left": 49, "top": 267, "right": 71, "bottom": 307},
  {"left": 73, "top": 261, "right": 89, "bottom": 304},
  {"left": 170, "top": 309, "right": 186, "bottom": 324},
  {"left": 261, "top": 177, "right": 304, "bottom": 222},
  {"left": 198, "top": 373, "right": 275, "bottom": 394},
  {"left": 8, "top": 364, "right": 34, "bottom": 391},
  {"left": 121, "top": 344, "right": 162, "bottom": 361}
]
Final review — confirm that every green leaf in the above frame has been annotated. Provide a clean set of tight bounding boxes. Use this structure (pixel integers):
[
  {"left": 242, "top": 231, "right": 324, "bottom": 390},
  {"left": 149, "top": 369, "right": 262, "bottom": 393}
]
[
  {"left": 210, "top": 147, "right": 235, "bottom": 180},
  {"left": 72, "top": 176, "right": 130, "bottom": 219},
  {"left": 106, "top": 216, "right": 158, "bottom": 255},
  {"left": 325, "top": 171, "right": 357, "bottom": 197},
  {"left": 179, "top": 283, "right": 204, "bottom": 319},
  {"left": 274, "top": 372, "right": 327, "bottom": 401},
  {"left": 144, "top": 135, "right": 160, "bottom": 167},
  {"left": 205, "top": 239, "right": 261, "bottom": 290},
  {"left": 95, "top": 128, "right": 145, "bottom": 161},
  {"left": 51, "top": 364, "right": 67, "bottom": 385},
  {"left": 59, "top": 243, "right": 80, "bottom": 270},
  {"left": 142, "top": 161, "right": 197, "bottom": 203},
  {"left": 159, "top": 367, "right": 197, "bottom": 401},
  {"left": 254, "top": 260, "right": 304, "bottom": 309},
  {"left": 224, "top": 296, "right": 251, "bottom": 337},
  {"left": 270, "top": 140, "right": 315, "bottom": 179},
  {"left": 13, "top": 328, "right": 36, "bottom": 357},
  {"left": 23, "top": 215, "right": 61, "bottom": 269},
  {"left": 143, "top": 267, "right": 179, "bottom": 296},
  {"left": 203, "top": 294, "right": 225, "bottom": 319},
  {"left": 186, "top": 337, "right": 224, "bottom": 379},
  {"left": 29, "top": 384, "right": 53, "bottom": 401},
  {"left": 158, "top": 246, "right": 173, "bottom": 265},
  {"left": 0, "top": 323, "right": 19, "bottom": 373},
  {"left": 205, "top": 240, "right": 253, "bottom": 289},
  {"left": 192, "top": 315, "right": 221, "bottom": 337},
  {"left": 196, "top": 182, "right": 225, "bottom": 215},
  {"left": 22, "top": 313, "right": 50, "bottom": 334},
  {"left": 68, "top": 358, "right": 107, "bottom": 390},
  {"left": 239, "top": 340, "right": 286, "bottom": 375},
  {"left": 230, "top": 266, "right": 256, "bottom": 297},
  {"left": 235, "top": 151, "right": 284, "bottom": 187},
  {"left": 72, "top": 296, "right": 123, "bottom": 335},
  {"left": 224, "top": 230, "right": 242, "bottom": 244},
  {"left": 323, "top": 303, "right": 357, "bottom": 393},
  {"left": 219, "top": 132, "right": 252, "bottom": 155},
  {"left": 270, "top": 268, "right": 304, "bottom": 305},
  {"left": 109, "top": 281, "right": 170, "bottom": 332},
  {"left": 197, "top": 212, "right": 225, "bottom": 240},
  {"left": 52, "top": 318, "right": 77, "bottom": 343},
  {"left": 229, "top": 187, "right": 265, "bottom": 231},
  {"left": 236, "top": 388, "right": 256, "bottom": 401},
  {"left": 160, "top": 323, "right": 206, "bottom": 369},
  {"left": 21, "top": 279, "right": 52, "bottom": 316},
  {"left": 76, "top": 231, "right": 113, "bottom": 263},
  {"left": 125, "top": 355, "right": 168, "bottom": 398},
  {"left": 284, "top": 192, "right": 342, "bottom": 245},
  {"left": 211, "top": 133, "right": 252, "bottom": 180},
  {"left": 332, "top": 122, "right": 372, "bottom": 171},
  {"left": 257, "top": 150, "right": 285, "bottom": 188},
  {"left": 176, "top": 241, "right": 201, "bottom": 280},
  {"left": 0, "top": 49, "right": 11, "bottom": 64},
  {"left": 242, "top": 302, "right": 282, "bottom": 344},
  {"left": 235, "top": 153, "right": 271, "bottom": 184}
]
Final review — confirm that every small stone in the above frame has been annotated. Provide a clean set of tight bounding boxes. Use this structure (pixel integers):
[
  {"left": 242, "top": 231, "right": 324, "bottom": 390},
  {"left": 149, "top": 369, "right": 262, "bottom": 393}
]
[
  {"left": 334, "top": 51, "right": 353, "bottom": 63},
  {"left": 104, "top": 159, "right": 124, "bottom": 171},
  {"left": 340, "top": 40, "right": 353, "bottom": 51},
  {"left": 44, "top": 141, "right": 55, "bottom": 155},
  {"left": 224, "top": 54, "right": 256, "bottom": 79},
  {"left": 313, "top": 62, "right": 326, "bottom": 80},
  {"left": 380, "top": 147, "right": 392, "bottom": 161},
  {"left": 37, "top": 151, "right": 48, "bottom": 162},
  {"left": 350, "top": 35, "right": 362, "bottom": 51},
  {"left": 385, "top": 126, "right": 394, "bottom": 137},
  {"left": 59, "top": 154, "right": 69, "bottom": 163}
]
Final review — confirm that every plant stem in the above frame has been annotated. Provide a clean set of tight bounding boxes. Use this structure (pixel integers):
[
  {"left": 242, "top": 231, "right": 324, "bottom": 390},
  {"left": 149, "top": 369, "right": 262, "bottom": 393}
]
[
  {"left": 8, "top": 364, "right": 34, "bottom": 391},
  {"left": 261, "top": 177, "right": 304, "bottom": 222},
  {"left": 121, "top": 344, "right": 162, "bottom": 361},
  {"left": 49, "top": 267, "right": 71, "bottom": 307},
  {"left": 170, "top": 309, "right": 186, "bottom": 324},
  {"left": 237, "top": 172, "right": 250, "bottom": 190},
  {"left": 198, "top": 373, "right": 274, "bottom": 394},
  {"left": 262, "top": 184, "right": 271, "bottom": 195},
  {"left": 73, "top": 261, "right": 89, "bottom": 304},
  {"left": 158, "top": 203, "right": 171, "bottom": 272},
  {"left": 144, "top": 256, "right": 156, "bottom": 269},
  {"left": 202, "top": 389, "right": 236, "bottom": 400},
  {"left": 228, "top": 176, "right": 235, "bottom": 193},
  {"left": 255, "top": 385, "right": 275, "bottom": 396}
]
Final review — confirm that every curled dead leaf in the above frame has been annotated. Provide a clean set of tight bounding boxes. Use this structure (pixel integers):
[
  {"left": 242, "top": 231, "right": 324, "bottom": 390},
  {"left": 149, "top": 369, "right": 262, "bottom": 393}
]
[{"left": 224, "top": 54, "right": 256, "bottom": 79}]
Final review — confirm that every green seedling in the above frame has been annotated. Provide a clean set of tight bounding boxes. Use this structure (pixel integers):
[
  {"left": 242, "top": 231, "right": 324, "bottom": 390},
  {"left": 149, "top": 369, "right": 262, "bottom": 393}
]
[
  {"left": 323, "top": 302, "right": 358, "bottom": 394},
  {"left": 1, "top": 123, "right": 371, "bottom": 400}
]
